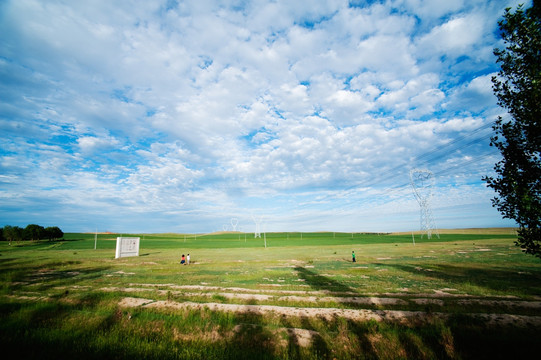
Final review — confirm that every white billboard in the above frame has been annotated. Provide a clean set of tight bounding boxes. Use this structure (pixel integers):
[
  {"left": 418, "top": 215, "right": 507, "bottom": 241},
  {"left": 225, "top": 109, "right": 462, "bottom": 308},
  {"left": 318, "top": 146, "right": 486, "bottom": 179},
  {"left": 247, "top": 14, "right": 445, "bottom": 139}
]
[{"left": 115, "top": 237, "right": 140, "bottom": 258}]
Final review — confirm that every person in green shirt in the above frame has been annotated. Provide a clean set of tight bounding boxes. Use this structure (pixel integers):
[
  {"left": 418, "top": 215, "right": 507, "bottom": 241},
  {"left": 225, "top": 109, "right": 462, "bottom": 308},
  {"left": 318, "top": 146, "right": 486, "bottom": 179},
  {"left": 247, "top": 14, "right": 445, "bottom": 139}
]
[{"left": 352, "top": 251, "right": 356, "bottom": 263}]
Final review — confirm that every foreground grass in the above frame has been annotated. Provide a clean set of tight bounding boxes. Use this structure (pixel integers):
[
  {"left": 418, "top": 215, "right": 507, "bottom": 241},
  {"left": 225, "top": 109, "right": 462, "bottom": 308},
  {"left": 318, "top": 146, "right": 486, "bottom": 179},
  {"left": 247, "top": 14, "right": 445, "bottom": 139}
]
[
  {"left": 1, "top": 297, "right": 539, "bottom": 360},
  {"left": 1, "top": 230, "right": 540, "bottom": 359}
]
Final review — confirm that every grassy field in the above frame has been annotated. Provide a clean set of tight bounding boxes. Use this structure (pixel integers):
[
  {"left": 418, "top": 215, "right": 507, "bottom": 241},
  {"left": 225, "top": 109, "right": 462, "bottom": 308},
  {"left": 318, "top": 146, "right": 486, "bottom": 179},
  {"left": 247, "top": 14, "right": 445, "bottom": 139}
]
[{"left": 1, "top": 229, "right": 540, "bottom": 359}]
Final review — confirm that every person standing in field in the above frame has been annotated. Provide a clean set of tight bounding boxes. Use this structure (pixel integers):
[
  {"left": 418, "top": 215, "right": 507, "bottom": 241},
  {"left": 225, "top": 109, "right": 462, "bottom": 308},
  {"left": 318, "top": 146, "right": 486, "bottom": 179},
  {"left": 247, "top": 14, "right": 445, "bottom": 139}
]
[
  {"left": 187, "top": 253, "right": 190, "bottom": 265},
  {"left": 180, "top": 254, "right": 186, "bottom": 265},
  {"left": 352, "top": 251, "right": 356, "bottom": 262}
]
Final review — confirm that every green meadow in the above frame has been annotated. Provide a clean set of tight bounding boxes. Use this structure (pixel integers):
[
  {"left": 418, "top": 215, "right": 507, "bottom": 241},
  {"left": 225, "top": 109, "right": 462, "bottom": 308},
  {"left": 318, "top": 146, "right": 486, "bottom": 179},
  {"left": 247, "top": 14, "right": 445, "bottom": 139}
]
[{"left": 1, "top": 229, "right": 540, "bottom": 359}]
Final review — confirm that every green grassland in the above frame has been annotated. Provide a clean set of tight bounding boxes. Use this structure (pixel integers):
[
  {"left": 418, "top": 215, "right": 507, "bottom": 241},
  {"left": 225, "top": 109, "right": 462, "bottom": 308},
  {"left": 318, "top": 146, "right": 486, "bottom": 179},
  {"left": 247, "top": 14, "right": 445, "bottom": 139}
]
[{"left": 1, "top": 229, "right": 540, "bottom": 359}]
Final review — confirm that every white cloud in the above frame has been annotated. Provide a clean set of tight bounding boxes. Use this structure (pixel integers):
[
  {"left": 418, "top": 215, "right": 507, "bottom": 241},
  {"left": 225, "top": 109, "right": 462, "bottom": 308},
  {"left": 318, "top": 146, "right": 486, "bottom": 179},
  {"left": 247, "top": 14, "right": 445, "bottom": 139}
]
[
  {"left": 77, "top": 136, "right": 121, "bottom": 155},
  {"left": 0, "top": 0, "right": 517, "bottom": 232},
  {"left": 444, "top": 74, "right": 498, "bottom": 114},
  {"left": 377, "top": 73, "right": 442, "bottom": 115},
  {"left": 357, "top": 34, "right": 418, "bottom": 75},
  {"left": 418, "top": 13, "right": 486, "bottom": 55}
]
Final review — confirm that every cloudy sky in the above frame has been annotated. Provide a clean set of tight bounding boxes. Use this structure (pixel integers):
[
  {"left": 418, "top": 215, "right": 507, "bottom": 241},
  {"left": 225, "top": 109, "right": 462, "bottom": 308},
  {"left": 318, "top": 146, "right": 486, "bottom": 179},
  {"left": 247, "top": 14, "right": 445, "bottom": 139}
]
[{"left": 0, "top": 0, "right": 523, "bottom": 233}]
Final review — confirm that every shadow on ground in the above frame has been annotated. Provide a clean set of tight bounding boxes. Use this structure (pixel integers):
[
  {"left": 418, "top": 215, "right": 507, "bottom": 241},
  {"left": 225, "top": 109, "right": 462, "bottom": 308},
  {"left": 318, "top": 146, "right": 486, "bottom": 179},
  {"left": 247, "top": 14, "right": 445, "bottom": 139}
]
[
  {"left": 384, "top": 262, "right": 541, "bottom": 296},
  {"left": 294, "top": 266, "right": 354, "bottom": 293}
]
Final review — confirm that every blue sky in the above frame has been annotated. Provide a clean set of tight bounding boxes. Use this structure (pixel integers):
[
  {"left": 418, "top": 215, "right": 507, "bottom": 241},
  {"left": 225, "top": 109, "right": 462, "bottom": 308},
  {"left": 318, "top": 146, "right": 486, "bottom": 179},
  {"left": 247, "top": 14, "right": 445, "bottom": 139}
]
[{"left": 0, "top": 0, "right": 524, "bottom": 233}]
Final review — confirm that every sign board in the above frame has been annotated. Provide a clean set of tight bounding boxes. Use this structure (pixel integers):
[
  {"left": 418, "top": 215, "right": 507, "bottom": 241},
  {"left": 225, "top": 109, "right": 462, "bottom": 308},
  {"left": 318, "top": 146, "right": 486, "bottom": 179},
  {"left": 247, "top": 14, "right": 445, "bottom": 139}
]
[{"left": 115, "top": 237, "right": 140, "bottom": 258}]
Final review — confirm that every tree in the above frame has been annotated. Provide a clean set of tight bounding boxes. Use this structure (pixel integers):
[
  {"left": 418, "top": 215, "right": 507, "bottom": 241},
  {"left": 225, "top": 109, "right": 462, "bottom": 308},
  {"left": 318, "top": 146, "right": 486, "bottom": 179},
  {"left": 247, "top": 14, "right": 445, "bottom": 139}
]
[
  {"left": 3, "top": 225, "right": 23, "bottom": 245},
  {"left": 45, "top": 226, "right": 64, "bottom": 241},
  {"left": 484, "top": 2, "right": 541, "bottom": 257},
  {"left": 23, "top": 224, "right": 45, "bottom": 241}
]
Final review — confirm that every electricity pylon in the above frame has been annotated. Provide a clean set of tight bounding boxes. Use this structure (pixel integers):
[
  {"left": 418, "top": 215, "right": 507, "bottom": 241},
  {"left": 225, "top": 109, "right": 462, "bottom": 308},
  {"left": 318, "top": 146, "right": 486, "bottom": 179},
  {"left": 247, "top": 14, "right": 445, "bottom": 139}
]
[{"left": 410, "top": 169, "right": 439, "bottom": 239}]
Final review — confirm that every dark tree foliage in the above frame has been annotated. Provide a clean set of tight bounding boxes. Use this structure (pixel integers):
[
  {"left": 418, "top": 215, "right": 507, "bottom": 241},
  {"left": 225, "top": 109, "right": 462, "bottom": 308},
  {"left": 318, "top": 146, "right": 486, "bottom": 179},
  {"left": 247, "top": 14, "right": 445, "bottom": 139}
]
[
  {"left": 484, "top": 2, "right": 541, "bottom": 257},
  {"left": 45, "top": 226, "right": 64, "bottom": 241},
  {"left": 2, "top": 224, "right": 64, "bottom": 243},
  {"left": 23, "top": 224, "right": 46, "bottom": 241},
  {"left": 2, "top": 225, "right": 23, "bottom": 245}
]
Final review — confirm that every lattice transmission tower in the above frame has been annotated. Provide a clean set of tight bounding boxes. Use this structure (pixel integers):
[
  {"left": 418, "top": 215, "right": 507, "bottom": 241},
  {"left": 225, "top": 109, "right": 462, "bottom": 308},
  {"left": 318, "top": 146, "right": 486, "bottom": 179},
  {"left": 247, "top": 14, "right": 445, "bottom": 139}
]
[
  {"left": 410, "top": 169, "right": 439, "bottom": 239},
  {"left": 252, "top": 214, "right": 263, "bottom": 238},
  {"left": 230, "top": 218, "right": 238, "bottom": 231}
]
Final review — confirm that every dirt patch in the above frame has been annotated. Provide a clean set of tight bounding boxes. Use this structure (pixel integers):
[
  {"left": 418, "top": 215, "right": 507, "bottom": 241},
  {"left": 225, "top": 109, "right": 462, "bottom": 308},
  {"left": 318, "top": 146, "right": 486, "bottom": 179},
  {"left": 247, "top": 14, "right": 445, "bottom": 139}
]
[
  {"left": 118, "top": 297, "right": 155, "bottom": 307},
  {"left": 120, "top": 297, "right": 425, "bottom": 323},
  {"left": 285, "top": 327, "right": 319, "bottom": 347},
  {"left": 432, "top": 289, "right": 464, "bottom": 297},
  {"left": 109, "top": 271, "right": 135, "bottom": 276},
  {"left": 102, "top": 287, "right": 155, "bottom": 293},
  {"left": 282, "top": 296, "right": 407, "bottom": 306},
  {"left": 456, "top": 299, "right": 541, "bottom": 309},
  {"left": 330, "top": 297, "right": 407, "bottom": 306},
  {"left": 411, "top": 298, "right": 445, "bottom": 306}
]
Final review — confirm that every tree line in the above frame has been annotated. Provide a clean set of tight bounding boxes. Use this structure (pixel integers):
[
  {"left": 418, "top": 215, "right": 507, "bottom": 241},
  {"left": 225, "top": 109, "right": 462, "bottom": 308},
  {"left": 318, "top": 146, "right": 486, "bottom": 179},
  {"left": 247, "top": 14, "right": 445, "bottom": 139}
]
[{"left": 0, "top": 224, "right": 64, "bottom": 245}]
